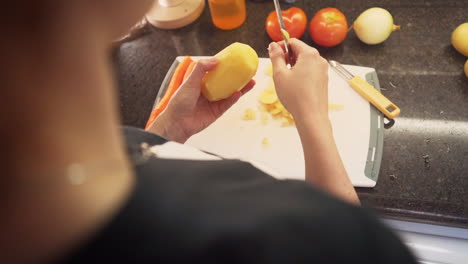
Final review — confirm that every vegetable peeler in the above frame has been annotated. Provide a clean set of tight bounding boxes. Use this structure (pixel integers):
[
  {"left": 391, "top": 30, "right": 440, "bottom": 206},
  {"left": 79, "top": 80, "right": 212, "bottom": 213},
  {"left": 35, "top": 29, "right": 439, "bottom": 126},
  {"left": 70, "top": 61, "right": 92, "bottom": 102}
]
[{"left": 329, "top": 60, "right": 400, "bottom": 119}]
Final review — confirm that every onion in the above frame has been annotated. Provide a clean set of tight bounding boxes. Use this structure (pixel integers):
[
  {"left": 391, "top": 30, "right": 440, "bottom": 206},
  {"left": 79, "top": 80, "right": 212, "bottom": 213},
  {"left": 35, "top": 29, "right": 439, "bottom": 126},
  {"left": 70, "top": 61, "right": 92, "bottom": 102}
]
[
  {"left": 451, "top": 23, "right": 468, "bottom": 57},
  {"left": 353, "top": 7, "right": 400, "bottom": 45}
]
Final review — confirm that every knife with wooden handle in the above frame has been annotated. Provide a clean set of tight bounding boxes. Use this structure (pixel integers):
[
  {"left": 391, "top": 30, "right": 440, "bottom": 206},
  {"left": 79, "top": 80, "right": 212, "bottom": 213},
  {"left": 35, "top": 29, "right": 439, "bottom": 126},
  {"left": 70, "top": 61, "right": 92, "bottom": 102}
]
[
  {"left": 273, "top": 0, "right": 294, "bottom": 64},
  {"left": 329, "top": 60, "right": 400, "bottom": 119}
]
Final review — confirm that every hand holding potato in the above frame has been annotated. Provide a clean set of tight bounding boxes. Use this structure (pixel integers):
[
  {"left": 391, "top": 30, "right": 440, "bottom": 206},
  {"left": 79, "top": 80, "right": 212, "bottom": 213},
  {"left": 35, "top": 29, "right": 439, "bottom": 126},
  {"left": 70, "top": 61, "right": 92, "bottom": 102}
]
[
  {"left": 202, "top": 42, "right": 259, "bottom": 101},
  {"left": 268, "top": 38, "right": 329, "bottom": 124},
  {"left": 148, "top": 58, "right": 255, "bottom": 143}
]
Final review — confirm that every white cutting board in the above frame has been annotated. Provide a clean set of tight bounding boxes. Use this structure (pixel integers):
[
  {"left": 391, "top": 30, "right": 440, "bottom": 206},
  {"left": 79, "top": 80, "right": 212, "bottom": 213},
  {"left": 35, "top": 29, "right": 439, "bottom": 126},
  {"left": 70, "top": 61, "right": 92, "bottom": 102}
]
[{"left": 167, "top": 57, "right": 381, "bottom": 187}]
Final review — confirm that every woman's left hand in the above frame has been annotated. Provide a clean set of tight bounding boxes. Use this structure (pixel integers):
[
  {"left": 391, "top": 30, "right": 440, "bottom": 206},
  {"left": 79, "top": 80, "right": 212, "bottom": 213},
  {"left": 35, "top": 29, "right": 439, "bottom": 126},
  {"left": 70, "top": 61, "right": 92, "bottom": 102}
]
[{"left": 147, "top": 58, "right": 255, "bottom": 143}]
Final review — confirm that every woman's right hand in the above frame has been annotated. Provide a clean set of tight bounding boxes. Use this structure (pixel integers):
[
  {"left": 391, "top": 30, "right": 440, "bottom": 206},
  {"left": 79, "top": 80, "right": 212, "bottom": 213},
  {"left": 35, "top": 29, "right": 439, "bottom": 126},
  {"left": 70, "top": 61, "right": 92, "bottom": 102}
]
[
  {"left": 268, "top": 39, "right": 329, "bottom": 124},
  {"left": 269, "top": 39, "right": 359, "bottom": 205}
]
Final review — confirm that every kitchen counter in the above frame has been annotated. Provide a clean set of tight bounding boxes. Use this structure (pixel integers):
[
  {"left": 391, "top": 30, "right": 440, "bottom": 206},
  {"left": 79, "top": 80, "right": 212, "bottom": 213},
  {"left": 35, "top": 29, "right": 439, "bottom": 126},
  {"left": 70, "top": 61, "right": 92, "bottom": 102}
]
[{"left": 113, "top": 0, "right": 468, "bottom": 227}]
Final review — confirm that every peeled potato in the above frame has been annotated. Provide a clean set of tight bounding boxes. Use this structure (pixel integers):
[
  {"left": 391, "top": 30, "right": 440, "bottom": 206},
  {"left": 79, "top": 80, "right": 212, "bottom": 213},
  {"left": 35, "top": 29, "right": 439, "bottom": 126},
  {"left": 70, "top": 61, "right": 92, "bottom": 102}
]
[
  {"left": 257, "top": 86, "right": 295, "bottom": 126},
  {"left": 243, "top": 108, "right": 256, "bottom": 120},
  {"left": 202, "top": 42, "right": 259, "bottom": 101},
  {"left": 256, "top": 82, "right": 343, "bottom": 127},
  {"left": 329, "top": 104, "right": 344, "bottom": 110},
  {"left": 259, "top": 90, "right": 278, "bottom": 104}
]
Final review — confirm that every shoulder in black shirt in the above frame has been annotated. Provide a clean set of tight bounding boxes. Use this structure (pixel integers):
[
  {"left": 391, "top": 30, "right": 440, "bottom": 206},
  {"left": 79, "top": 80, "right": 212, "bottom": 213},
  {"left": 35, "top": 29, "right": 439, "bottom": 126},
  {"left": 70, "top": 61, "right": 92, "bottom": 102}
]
[{"left": 63, "top": 127, "right": 417, "bottom": 264}]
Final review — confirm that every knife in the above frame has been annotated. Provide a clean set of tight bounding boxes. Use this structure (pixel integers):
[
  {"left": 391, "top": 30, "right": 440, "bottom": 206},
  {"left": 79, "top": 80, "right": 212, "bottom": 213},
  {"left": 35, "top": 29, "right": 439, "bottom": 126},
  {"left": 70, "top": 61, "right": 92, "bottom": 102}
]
[
  {"left": 273, "top": 0, "right": 294, "bottom": 63},
  {"left": 329, "top": 60, "right": 401, "bottom": 119}
]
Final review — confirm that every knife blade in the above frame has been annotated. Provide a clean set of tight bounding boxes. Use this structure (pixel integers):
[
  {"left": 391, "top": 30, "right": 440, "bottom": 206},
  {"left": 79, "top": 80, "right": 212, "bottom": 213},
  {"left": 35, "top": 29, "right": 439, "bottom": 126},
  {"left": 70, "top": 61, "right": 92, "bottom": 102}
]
[
  {"left": 329, "top": 60, "right": 401, "bottom": 119},
  {"left": 273, "top": 0, "right": 294, "bottom": 64}
]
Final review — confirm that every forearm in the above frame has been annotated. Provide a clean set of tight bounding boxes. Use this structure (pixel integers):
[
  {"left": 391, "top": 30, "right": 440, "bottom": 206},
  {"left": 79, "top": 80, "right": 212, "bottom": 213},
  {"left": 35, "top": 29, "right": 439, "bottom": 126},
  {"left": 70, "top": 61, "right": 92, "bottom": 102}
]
[
  {"left": 146, "top": 111, "right": 190, "bottom": 143},
  {"left": 296, "top": 116, "right": 360, "bottom": 205}
]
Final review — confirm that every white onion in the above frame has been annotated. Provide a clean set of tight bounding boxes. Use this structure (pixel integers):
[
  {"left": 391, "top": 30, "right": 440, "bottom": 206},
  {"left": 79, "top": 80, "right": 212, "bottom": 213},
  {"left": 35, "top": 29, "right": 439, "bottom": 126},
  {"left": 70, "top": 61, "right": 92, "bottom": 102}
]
[{"left": 353, "top": 7, "right": 400, "bottom": 45}]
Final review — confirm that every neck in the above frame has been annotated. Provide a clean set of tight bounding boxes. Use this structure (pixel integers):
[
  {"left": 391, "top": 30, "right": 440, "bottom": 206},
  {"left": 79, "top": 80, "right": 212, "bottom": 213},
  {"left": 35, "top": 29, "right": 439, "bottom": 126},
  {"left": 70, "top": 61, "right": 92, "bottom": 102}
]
[{"left": 3, "top": 18, "right": 127, "bottom": 182}]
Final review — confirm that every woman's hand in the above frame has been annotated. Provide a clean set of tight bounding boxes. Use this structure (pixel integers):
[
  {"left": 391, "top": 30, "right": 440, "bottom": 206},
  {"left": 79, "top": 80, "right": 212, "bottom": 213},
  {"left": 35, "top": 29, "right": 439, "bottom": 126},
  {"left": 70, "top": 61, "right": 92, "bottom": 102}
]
[
  {"left": 269, "top": 39, "right": 359, "bottom": 205},
  {"left": 268, "top": 38, "right": 329, "bottom": 124},
  {"left": 148, "top": 58, "right": 255, "bottom": 143}
]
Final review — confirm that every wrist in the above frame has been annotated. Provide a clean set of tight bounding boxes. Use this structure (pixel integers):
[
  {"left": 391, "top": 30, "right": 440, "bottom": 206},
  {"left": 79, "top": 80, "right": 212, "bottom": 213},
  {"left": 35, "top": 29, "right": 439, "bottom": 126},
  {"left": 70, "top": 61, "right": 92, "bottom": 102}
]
[
  {"left": 294, "top": 114, "right": 333, "bottom": 138},
  {"left": 147, "top": 112, "right": 190, "bottom": 143},
  {"left": 289, "top": 102, "right": 328, "bottom": 123},
  {"left": 294, "top": 111, "right": 330, "bottom": 128}
]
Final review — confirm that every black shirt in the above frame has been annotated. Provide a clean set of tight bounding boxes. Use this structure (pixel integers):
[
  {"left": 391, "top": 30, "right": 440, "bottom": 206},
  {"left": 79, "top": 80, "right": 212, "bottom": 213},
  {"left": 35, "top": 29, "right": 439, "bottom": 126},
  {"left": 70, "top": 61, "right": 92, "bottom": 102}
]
[{"left": 64, "top": 127, "right": 416, "bottom": 263}]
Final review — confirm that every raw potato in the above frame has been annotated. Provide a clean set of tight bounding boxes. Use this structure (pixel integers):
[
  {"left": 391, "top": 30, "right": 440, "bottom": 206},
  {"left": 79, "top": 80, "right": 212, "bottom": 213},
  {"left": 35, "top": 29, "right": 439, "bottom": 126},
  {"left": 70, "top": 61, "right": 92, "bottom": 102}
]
[
  {"left": 259, "top": 90, "right": 278, "bottom": 104},
  {"left": 202, "top": 42, "right": 259, "bottom": 101},
  {"left": 243, "top": 108, "right": 256, "bottom": 120},
  {"left": 329, "top": 104, "right": 344, "bottom": 110},
  {"left": 281, "top": 29, "right": 291, "bottom": 41},
  {"left": 257, "top": 80, "right": 344, "bottom": 126},
  {"left": 452, "top": 23, "right": 468, "bottom": 57},
  {"left": 258, "top": 87, "right": 295, "bottom": 126}
]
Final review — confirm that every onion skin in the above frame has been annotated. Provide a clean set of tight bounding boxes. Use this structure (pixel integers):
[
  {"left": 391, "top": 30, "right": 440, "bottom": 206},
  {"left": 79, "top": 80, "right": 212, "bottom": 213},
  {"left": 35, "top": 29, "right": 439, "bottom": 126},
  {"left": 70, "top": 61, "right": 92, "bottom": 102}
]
[{"left": 353, "top": 7, "right": 400, "bottom": 45}]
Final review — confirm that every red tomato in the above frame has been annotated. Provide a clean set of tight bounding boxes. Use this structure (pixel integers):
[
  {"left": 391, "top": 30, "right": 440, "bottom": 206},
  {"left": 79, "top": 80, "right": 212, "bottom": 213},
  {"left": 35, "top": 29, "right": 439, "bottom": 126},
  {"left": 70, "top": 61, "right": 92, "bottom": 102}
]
[
  {"left": 309, "top": 8, "right": 348, "bottom": 47},
  {"left": 266, "top": 7, "right": 307, "bottom": 42}
]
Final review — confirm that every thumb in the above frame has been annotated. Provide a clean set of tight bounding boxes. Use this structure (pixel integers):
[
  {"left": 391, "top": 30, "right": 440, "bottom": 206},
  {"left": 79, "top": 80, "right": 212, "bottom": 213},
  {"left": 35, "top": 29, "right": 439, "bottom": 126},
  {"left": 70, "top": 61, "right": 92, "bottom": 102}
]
[
  {"left": 181, "top": 58, "right": 218, "bottom": 89},
  {"left": 268, "top": 42, "right": 287, "bottom": 75}
]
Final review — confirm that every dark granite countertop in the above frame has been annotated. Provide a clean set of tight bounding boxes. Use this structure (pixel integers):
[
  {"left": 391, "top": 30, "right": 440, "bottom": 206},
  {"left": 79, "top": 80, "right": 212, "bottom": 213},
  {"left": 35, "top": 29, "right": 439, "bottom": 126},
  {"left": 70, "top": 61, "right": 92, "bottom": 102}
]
[{"left": 113, "top": 0, "right": 468, "bottom": 228}]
